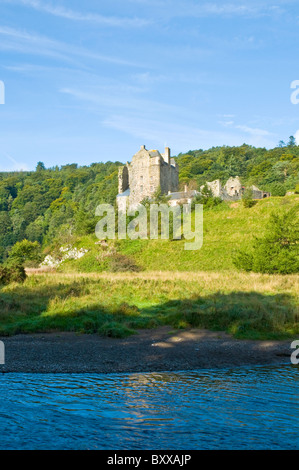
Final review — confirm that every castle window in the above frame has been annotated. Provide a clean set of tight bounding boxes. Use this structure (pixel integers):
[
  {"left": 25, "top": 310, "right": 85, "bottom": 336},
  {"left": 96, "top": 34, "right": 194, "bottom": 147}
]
[
  {"left": 140, "top": 176, "right": 143, "bottom": 181},
  {"left": 150, "top": 186, "right": 154, "bottom": 192},
  {"left": 150, "top": 176, "right": 153, "bottom": 181},
  {"left": 140, "top": 185, "right": 143, "bottom": 192}
]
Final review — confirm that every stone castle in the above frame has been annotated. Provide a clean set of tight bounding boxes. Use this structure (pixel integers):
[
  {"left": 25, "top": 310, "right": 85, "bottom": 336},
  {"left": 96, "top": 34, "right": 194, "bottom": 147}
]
[
  {"left": 117, "top": 145, "right": 179, "bottom": 211},
  {"left": 117, "top": 145, "right": 270, "bottom": 210}
]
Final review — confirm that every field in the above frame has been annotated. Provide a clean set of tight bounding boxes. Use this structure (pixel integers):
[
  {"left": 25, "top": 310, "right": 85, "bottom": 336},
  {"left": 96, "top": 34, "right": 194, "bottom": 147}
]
[{"left": 0, "top": 271, "right": 298, "bottom": 340}]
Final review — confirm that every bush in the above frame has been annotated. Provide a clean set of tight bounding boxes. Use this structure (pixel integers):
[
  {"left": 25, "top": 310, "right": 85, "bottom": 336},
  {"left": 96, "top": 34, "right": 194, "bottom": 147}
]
[
  {"left": 191, "top": 184, "right": 223, "bottom": 210},
  {"left": 232, "top": 250, "right": 254, "bottom": 271},
  {"left": 0, "top": 265, "right": 27, "bottom": 285},
  {"left": 109, "top": 254, "right": 142, "bottom": 272},
  {"left": 243, "top": 198, "right": 257, "bottom": 208},
  {"left": 233, "top": 208, "right": 299, "bottom": 274},
  {"left": 242, "top": 189, "right": 257, "bottom": 208},
  {"left": 7, "top": 240, "right": 42, "bottom": 267},
  {"left": 270, "top": 183, "right": 286, "bottom": 197}
]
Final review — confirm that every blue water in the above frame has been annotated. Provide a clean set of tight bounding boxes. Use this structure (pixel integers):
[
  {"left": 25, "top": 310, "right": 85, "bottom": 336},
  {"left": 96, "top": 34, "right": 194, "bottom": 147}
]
[{"left": 0, "top": 364, "right": 298, "bottom": 450}]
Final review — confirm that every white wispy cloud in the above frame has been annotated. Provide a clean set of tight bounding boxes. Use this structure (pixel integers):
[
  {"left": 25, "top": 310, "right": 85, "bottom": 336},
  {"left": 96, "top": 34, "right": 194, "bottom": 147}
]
[
  {"left": 235, "top": 124, "right": 271, "bottom": 136},
  {"left": 59, "top": 87, "right": 182, "bottom": 115},
  {"left": 101, "top": 114, "right": 275, "bottom": 151},
  {"left": 102, "top": 114, "right": 234, "bottom": 149},
  {"left": 218, "top": 118, "right": 271, "bottom": 137},
  {"left": 7, "top": 0, "right": 150, "bottom": 27},
  {"left": 128, "top": 0, "right": 286, "bottom": 18},
  {"left": 0, "top": 153, "right": 30, "bottom": 171},
  {"left": 218, "top": 120, "right": 235, "bottom": 127},
  {"left": 60, "top": 82, "right": 276, "bottom": 149},
  {"left": 0, "top": 25, "right": 142, "bottom": 67}
]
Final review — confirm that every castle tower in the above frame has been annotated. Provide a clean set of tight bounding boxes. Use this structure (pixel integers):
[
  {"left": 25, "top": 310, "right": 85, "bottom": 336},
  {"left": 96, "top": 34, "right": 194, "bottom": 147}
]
[{"left": 117, "top": 145, "right": 179, "bottom": 210}]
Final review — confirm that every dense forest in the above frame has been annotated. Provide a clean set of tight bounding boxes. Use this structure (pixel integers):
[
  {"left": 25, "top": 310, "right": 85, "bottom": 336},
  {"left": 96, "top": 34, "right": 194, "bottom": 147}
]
[{"left": 0, "top": 139, "right": 298, "bottom": 262}]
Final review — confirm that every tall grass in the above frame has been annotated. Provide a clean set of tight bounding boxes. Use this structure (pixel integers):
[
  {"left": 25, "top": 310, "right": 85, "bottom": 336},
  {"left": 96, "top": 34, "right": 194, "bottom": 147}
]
[{"left": 0, "top": 271, "right": 298, "bottom": 339}]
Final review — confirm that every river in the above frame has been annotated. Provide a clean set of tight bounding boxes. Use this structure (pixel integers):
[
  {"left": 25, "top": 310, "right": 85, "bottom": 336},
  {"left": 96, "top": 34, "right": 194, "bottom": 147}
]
[{"left": 0, "top": 364, "right": 298, "bottom": 450}]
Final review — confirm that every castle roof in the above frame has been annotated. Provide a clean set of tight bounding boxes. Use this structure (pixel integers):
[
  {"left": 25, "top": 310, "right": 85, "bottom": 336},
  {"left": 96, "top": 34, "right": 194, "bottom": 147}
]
[
  {"left": 168, "top": 190, "right": 197, "bottom": 200},
  {"left": 148, "top": 149, "right": 162, "bottom": 157}
]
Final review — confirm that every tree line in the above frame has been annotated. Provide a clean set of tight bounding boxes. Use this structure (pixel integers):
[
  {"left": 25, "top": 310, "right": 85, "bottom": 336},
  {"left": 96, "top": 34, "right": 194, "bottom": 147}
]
[{"left": 0, "top": 139, "right": 298, "bottom": 263}]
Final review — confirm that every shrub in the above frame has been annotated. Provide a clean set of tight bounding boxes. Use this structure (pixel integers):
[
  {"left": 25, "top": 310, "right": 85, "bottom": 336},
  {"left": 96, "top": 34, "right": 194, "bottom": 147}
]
[
  {"left": 0, "top": 265, "right": 27, "bottom": 285},
  {"left": 7, "top": 240, "right": 41, "bottom": 267},
  {"left": 109, "top": 254, "right": 142, "bottom": 272},
  {"left": 270, "top": 183, "right": 287, "bottom": 197},
  {"left": 232, "top": 250, "right": 254, "bottom": 271},
  {"left": 243, "top": 198, "right": 257, "bottom": 208},
  {"left": 191, "top": 185, "right": 222, "bottom": 210},
  {"left": 242, "top": 189, "right": 257, "bottom": 208}
]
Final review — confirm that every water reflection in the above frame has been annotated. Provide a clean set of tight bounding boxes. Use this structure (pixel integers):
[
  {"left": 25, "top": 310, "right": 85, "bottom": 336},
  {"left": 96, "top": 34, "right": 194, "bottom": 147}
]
[{"left": 0, "top": 364, "right": 298, "bottom": 450}]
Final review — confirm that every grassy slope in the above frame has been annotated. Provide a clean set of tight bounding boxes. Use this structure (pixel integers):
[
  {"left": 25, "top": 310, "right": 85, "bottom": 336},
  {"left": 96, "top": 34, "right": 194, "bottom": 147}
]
[
  {"left": 0, "top": 271, "right": 298, "bottom": 340},
  {"left": 61, "top": 195, "right": 299, "bottom": 273},
  {"left": 1, "top": 195, "right": 297, "bottom": 340}
]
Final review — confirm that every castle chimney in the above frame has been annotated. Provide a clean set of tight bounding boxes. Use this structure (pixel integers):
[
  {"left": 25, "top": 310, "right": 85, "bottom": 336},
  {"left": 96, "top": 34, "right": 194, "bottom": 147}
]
[
  {"left": 140, "top": 145, "right": 146, "bottom": 150},
  {"left": 164, "top": 147, "right": 170, "bottom": 164}
]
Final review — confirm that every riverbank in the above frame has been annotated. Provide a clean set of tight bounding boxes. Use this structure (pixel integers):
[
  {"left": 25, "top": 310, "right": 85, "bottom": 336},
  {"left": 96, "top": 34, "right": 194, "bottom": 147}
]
[{"left": 0, "top": 327, "right": 293, "bottom": 373}]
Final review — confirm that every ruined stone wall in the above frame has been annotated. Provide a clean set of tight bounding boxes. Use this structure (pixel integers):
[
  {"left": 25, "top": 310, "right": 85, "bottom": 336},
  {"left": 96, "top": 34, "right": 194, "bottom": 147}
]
[
  {"left": 224, "top": 177, "right": 242, "bottom": 197},
  {"left": 251, "top": 189, "right": 270, "bottom": 199},
  {"left": 201, "top": 176, "right": 269, "bottom": 201}
]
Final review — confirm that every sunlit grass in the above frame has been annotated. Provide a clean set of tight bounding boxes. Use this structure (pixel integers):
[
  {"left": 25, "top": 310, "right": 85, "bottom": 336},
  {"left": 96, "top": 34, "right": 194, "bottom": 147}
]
[
  {"left": 57, "top": 195, "right": 299, "bottom": 273},
  {"left": 0, "top": 271, "right": 298, "bottom": 340}
]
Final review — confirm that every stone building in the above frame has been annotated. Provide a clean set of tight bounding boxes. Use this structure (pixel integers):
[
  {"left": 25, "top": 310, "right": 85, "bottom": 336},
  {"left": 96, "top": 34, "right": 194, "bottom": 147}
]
[
  {"left": 117, "top": 147, "right": 270, "bottom": 211},
  {"left": 224, "top": 177, "right": 244, "bottom": 198},
  {"left": 117, "top": 145, "right": 179, "bottom": 211},
  {"left": 201, "top": 176, "right": 270, "bottom": 201}
]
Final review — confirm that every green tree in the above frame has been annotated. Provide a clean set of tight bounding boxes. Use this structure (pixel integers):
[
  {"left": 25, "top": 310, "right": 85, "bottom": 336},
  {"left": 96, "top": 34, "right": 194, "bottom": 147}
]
[
  {"left": 36, "top": 161, "right": 46, "bottom": 171},
  {"left": 269, "top": 182, "right": 286, "bottom": 197},
  {"left": 233, "top": 208, "right": 299, "bottom": 274},
  {"left": 7, "top": 240, "right": 42, "bottom": 267},
  {"left": 25, "top": 217, "right": 45, "bottom": 243},
  {"left": 288, "top": 136, "right": 297, "bottom": 148}
]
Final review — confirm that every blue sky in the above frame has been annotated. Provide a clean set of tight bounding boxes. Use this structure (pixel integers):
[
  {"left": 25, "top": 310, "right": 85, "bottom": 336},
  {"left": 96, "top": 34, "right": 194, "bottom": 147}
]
[{"left": 0, "top": 0, "right": 299, "bottom": 170}]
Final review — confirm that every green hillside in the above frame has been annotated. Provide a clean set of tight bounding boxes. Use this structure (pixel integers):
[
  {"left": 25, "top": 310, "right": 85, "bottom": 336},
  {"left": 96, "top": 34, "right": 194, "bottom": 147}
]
[{"left": 56, "top": 195, "right": 298, "bottom": 273}]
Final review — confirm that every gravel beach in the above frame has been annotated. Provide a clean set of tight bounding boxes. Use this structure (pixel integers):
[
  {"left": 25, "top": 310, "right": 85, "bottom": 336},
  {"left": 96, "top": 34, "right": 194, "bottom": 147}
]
[{"left": 0, "top": 327, "right": 293, "bottom": 373}]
